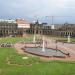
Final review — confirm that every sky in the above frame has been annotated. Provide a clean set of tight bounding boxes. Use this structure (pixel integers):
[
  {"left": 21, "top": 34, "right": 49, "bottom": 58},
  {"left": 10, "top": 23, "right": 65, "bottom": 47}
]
[{"left": 0, "top": 0, "right": 75, "bottom": 23}]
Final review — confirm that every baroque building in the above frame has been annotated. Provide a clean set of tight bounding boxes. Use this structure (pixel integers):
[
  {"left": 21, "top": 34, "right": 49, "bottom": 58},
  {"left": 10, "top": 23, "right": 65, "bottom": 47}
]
[
  {"left": 0, "top": 19, "right": 75, "bottom": 37},
  {"left": 0, "top": 19, "right": 17, "bottom": 37},
  {"left": 29, "top": 21, "right": 75, "bottom": 37},
  {"left": 0, "top": 19, "right": 30, "bottom": 37}
]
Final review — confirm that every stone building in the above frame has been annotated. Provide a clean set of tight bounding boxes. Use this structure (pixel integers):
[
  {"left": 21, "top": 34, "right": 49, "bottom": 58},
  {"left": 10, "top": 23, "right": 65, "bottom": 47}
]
[
  {"left": 28, "top": 20, "right": 43, "bottom": 34},
  {"left": 55, "top": 23, "right": 75, "bottom": 37},
  {"left": 29, "top": 21, "right": 75, "bottom": 37},
  {"left": 0, "top": 19, "right": 75, "bottom": 37},
  {"left": 16, "top": 19, "right": 30, "bottom": 36},
  {"left": 0, "top": 19, "right": 17, "bottom": 37},
  {"left": 0, "top": 19, "right": 30, "bottom": 37}
]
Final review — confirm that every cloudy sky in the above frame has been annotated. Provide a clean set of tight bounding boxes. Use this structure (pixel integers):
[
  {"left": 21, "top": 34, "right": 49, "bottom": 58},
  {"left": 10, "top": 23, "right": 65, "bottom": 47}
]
[{"left": 0, "top": 0, "right": 75, "bottom": 23}]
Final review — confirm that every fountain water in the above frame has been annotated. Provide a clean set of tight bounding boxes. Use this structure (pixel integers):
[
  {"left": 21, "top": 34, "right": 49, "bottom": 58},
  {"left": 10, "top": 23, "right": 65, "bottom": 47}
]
[
  {"left": 42, "top": 36, "right": 45, "bottom": 52},
  {"left": 23, "top": 35, "right": 66, "bottom": 57},
  {"left": 33, "top": 34, "right": 36, "bottom": 43},
  {"left": 68, "top": 34, "right": 70, "bottom": 43}
]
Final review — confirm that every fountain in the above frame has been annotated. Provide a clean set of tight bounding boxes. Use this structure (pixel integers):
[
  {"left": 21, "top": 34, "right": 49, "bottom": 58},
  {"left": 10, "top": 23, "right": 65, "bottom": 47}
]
[
  {"left": 33, "top": 34, "right": 36, "bottom": 43},
  {"left": 42, "top": 36, "right": 45, "bottom": 52},
  {"left": 68, "top": 34, "right": 70, "bottom": 43},
  {"left": 33, "top": 27, "right": 36, "bottom": 43},
  {"left": 22, "top": 36, "right": 67, "bottom": 58}
]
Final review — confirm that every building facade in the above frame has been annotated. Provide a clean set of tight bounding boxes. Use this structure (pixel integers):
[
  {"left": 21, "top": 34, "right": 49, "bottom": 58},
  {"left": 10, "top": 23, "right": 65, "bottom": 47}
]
[
  {"left": 0, "top": 19, "right": 75, "bottom": 37},
  {"left": 28, "top": 21, "right": 75, "bottom": 37},
  {"left": 16, "top": 19, "right": 30, "bottom": 36},
  {"left": 0, "top": 19, "right": 30, "bottom": 37},
  {"left": 55, "top": 23, "right": 75, "bottom": 37},
  {"left": 0, "top": 19, "right": 17, "bottom": 37}
]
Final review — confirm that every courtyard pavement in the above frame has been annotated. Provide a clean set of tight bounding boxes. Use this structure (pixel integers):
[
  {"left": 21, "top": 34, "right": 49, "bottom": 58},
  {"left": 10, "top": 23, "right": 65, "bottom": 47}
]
[{"left": 14, "top": 39, "right": 75, "bottom": 61}]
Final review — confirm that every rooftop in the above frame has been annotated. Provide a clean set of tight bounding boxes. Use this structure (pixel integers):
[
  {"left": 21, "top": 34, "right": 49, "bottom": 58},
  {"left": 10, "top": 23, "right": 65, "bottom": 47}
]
[
  {"left": 0, "top": 19, "right": 16, "bottom": 23},
  {"left": 16, "top": 19, "right": 30, "bottom": 24}
]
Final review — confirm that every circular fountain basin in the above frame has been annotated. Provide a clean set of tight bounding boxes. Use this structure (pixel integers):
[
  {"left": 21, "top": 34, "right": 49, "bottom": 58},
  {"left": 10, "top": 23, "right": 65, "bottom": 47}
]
[{"left": 23, "top": 47, "right": 66, "bottom": 58}]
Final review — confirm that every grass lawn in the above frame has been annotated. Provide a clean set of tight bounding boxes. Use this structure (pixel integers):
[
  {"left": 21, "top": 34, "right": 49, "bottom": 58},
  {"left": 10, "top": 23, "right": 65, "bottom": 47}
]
[
  {"left": 0, "top": 48, "right": 75, "bottom": 75},
  {"left": 0, "top": 35, "right": 75, "bottom": 44},
  {"left": 0, "top": 36, "right": 33, "bottom": 44}
]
